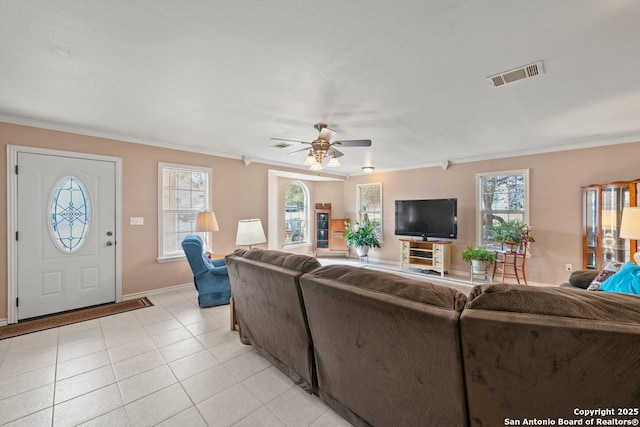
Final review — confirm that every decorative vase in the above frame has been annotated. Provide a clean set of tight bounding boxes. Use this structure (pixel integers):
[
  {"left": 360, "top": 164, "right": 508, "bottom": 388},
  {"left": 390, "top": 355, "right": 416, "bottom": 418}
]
[{"left": 356, "top": 245, "right": 370, "bottom": 257}]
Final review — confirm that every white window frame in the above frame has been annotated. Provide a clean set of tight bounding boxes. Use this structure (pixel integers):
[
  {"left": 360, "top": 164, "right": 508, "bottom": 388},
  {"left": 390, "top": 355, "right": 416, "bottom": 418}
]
[
  {"left": 356, "top": 182, "right": 383, "bottom": 241},
  {"left": 476, "top": 169, "right": 530, "bottom": 250},
  {"left": 283, "top": 181, "right": 310, "bottom": 246},
  {"left": 158, "top": 162, "right": 211, "bottom": 262}
]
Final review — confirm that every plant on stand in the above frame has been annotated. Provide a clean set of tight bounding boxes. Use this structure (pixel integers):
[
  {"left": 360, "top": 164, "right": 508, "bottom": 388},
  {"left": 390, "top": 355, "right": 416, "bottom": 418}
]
[
  {"left": 461, "top": 246, "right": 497, "bottom": 275},
  {"left": 489, "top": 220, "right": 535, "bottom": 252},
  {"left": 343, "top": 217, "right": 381, "bottom": 257}
]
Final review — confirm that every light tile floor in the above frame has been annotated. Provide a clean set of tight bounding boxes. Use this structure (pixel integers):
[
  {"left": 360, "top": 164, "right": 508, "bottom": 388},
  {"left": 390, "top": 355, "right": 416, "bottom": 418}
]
[{"left": 0, "top": 287, "right": 352, "bottom": 426}]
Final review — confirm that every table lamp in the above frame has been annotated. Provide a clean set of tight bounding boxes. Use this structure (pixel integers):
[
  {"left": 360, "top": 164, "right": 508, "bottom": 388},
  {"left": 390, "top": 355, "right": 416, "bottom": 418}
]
[
  {"left": 619, "top": 207, "right": 640, "bottom": 264},
  {"left": 236, "top": 219, "right": 266, "bottom": 249},
  {"left": 196, "top": 211, "right": 219, "bottom": 253}
]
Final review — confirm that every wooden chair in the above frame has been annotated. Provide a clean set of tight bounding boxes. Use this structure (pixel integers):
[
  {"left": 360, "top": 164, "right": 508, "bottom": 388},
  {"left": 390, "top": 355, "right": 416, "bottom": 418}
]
[{"left": 492, "top": 241, "right": 528, "bottom": 285}]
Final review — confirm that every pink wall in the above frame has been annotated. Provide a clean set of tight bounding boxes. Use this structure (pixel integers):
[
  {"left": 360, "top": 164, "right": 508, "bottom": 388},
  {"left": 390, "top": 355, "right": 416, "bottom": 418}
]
[
  {"left": 343, "top": 143, "right": 640, "bottom": 284},
  {"left": 0, "top": 122, "right": 277, "bottom": 318},
  {"left": 2, "top": 121, "right": 640, "bottom": 319}
]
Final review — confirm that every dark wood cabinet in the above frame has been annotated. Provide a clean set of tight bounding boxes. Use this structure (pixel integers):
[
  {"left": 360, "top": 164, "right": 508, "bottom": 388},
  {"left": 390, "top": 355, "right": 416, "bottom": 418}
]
[{"left": 314, "top": 203, "right": 349, "bottom": 257}]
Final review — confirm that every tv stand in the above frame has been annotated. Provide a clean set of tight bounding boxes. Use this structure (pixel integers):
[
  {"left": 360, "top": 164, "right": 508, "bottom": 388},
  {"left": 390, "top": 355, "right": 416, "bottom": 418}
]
[{"left": 400, "top": 239, "right": 451, "bottom": 277}]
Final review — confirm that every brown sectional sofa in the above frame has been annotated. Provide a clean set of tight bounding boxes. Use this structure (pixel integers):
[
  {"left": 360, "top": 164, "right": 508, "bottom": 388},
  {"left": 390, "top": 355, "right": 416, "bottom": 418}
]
[
  {"left": 461, "top": 284, "right": 640, "bottom": 426},
  {"left": 225, "top": 248, "right": 321, "bottom": 391},
  {"left": 299, "top": 264, "right": 468, "bottom": 427},
  {"left": 226, "top": 249, "right": 640, "bottom": 427}
]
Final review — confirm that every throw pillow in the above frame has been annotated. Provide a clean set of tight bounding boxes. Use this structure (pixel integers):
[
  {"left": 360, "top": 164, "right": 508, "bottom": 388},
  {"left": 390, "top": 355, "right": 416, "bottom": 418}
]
[
  {"left": 599, "top": 262, "right": 640, "bottom": 295},
  {"left": 568, "top": 270, "right": 599, "bottom": 289},
  {"left": 586, "top": 261, "right": 625, "bottom": 291}
]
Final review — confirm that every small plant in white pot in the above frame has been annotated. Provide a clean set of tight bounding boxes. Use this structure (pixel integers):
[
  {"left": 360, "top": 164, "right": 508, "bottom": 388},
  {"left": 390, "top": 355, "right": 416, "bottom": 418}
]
[
  {"left": 343, "top": 218, "right": 381, "bottom": 257},
  {"left": 461, "top": 246, "right": 497, "bottom": 275}
]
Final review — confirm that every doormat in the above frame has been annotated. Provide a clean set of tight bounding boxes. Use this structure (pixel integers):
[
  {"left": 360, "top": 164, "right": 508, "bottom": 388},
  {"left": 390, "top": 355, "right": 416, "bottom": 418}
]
[{"left": 0, "top": 297, "right": 154, "bottom": 340}]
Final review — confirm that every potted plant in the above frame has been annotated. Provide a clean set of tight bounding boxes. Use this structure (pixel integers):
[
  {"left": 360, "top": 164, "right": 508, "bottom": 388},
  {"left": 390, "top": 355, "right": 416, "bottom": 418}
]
[
  {"left": 461, "top": 245, "right": 497, "bottom": 275},
  {"left": 343, "top": 218, "right": 381, "bottom": 257},
  {"left": 489, "top": 220, "right": 535, "bottom": 251}
]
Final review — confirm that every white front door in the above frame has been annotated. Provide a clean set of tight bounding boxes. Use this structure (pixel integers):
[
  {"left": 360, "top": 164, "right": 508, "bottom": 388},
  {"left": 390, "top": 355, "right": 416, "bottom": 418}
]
[{"left": 16, "top": 152, "right": 117, "bottom": 320}]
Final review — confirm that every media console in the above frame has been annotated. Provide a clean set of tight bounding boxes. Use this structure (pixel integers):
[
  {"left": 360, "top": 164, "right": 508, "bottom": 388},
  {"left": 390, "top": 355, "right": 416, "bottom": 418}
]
[{"left": 400, "top": 239, "right": 451, "bottom": 277}]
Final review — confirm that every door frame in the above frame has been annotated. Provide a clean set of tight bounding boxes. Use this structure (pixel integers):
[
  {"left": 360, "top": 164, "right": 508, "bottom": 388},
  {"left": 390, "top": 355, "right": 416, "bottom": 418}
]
[{"left": 7, "top": 145, "right": 123, "bottom": 324}]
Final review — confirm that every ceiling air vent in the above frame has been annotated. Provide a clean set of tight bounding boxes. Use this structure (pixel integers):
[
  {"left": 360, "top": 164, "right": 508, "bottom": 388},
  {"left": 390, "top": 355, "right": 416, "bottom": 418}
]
[{"left": 488, "top": 61, "right": 544, "bottom": 87}]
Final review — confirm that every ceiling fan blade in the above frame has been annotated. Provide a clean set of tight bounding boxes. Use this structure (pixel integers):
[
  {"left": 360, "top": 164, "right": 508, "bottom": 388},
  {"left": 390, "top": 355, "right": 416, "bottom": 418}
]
[
  {"left": 333, "top": 139, "right": 372, "bottom": 147},
  {"left": 288, "top": 147, "right": 311, "bottom": 155},
  {"left": 270, "top": 137, "right": 309, "bottom": 144},
  {"left": 327, "top": 147, "right": 344, "bottom": 158},
  {"left": 318, "top": 127, "right": 336, "bottom": 142}
]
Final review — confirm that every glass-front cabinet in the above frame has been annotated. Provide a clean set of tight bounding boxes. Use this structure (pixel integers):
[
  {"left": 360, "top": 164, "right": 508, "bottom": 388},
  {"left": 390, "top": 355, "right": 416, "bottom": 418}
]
[
  {"left": 582, "top": 180, "right": 639, "bottom": 269},
  {"left": 316, "top": 210, "right": 330, "bottom": 250}
]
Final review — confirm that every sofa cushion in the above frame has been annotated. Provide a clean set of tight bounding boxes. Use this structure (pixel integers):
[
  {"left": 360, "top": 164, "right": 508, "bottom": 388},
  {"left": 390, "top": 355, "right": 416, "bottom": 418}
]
[
  {"left": 600, "top": 261, "right": 640, "bottom": 295},
  {"left": 304, "top": 264, "right": 467, "bottom": 311},
  {"left": 567, "top": 269, "right": 598, "bottom": 289},
  {"left": 586, "top": 260, "right": 625, "bottom": 291},
  {"left": 467, "top": 283, "right": 640, "bottom": 323},
  {"left": 240, "top": 248, "right": 321, "bottom": 273}
]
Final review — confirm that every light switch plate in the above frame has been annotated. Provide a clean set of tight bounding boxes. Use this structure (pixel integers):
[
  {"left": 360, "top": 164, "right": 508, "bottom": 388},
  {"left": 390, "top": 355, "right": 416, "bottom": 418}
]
[{"left": 130, "top": 217, "right": 144, "bottom": 225}]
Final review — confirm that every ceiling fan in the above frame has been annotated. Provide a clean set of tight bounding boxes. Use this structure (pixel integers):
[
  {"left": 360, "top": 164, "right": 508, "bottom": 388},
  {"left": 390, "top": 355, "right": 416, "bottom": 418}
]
[{"left": 271, "top": 123, "right": 372, "bottom": 171}]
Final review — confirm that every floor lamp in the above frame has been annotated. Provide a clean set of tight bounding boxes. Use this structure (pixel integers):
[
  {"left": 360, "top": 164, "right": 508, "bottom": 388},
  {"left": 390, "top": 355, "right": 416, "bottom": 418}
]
[
  {"left": 196, "top": 211, "right": 219, "bottom": 253},
  {"left": 236, "top": 219, "right": 266, "bottom": 249},
  {"left": 620, "top": 207, "right": 640, "bottom": 264}
]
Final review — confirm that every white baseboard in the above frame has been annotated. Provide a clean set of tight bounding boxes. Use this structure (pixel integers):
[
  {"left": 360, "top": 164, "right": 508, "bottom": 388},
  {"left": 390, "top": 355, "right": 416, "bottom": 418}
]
[{"left": 122, "top": 282, "right": 194, "bottom": 301}]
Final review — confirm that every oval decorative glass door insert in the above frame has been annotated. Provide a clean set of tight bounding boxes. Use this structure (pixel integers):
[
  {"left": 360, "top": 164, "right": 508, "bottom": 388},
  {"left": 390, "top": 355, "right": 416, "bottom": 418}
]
[{"left": 49, "top": 176, "right": 92, "bottom": 252}]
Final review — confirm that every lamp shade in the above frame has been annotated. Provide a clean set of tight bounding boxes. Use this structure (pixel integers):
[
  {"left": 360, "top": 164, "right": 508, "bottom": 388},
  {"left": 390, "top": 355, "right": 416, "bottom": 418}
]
[
  {"left": 196, "top": 211, "right": 219, "bottom": 232},
  {"left": 620, "top": 207, "right": 640, "bottom": 239},
  {"left": 236, "top": 219, "right": 266, "bottom": 247}
]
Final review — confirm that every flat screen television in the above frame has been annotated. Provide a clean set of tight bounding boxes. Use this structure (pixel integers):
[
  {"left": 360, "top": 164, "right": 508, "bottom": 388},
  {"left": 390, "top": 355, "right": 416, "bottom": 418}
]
[{"left": 394, "top": 198, "right": 457, "bottom": 239}]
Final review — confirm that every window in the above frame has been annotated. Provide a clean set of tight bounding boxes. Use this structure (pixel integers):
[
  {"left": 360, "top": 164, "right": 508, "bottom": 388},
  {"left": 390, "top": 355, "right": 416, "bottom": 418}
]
[
  {"left": 284, "top": 181, "right": 308, "bottom": 244},
  {"left": 357, "top": 182, "right": 382, "bottom": 240},
  {"left": 477, "top": 169, "right": 529, "bottom": 249},
  {"left": 158, "top": 163, "right": 211, "bottom": 260},
  {"left": 49, "top": 176, "right": 91, "bottom": 252}
]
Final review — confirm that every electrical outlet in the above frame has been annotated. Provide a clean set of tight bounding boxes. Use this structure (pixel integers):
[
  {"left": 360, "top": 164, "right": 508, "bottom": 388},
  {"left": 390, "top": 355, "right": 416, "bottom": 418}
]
[{"left": 565, "top": 264, "right": 573, "bottom": 272}]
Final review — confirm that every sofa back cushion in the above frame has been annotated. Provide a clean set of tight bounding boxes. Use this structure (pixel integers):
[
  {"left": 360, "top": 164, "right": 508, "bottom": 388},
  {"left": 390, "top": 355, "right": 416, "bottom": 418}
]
[
  {"left": 299, "top": 265, "right": 468, "bottom": 427},
  {"left": 467, "top": 283, "right": 640, "bottom": 321},
  {"left": 225, "top": 249, "right": 321, "bottom": 390},
  {"left": 461, "top": 284, "right": 640, "bottom": 427},
  {"left": 239, "top": 248, "right": 322, "bottom": 274}
]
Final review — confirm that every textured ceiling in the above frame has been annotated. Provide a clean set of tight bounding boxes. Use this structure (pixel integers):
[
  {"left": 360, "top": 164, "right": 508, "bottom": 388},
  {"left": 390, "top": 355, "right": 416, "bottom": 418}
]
[{"left": 1, "top": 1, "right": 640, "bottom": 175}]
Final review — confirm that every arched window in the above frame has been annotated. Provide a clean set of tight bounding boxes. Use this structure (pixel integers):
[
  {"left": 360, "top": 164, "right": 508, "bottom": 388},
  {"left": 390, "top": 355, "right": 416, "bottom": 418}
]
[{"left": 284, "top": 181, "right": 309, "bottom": 244}]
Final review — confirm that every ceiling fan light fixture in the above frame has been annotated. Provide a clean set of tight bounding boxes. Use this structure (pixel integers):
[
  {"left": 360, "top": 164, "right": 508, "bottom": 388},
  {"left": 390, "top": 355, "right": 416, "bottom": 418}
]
[
  {"left": 326, "top": 153, "right": 341, "bottom": 168},
  {"left": 303, "top": 150, "right": 317, "bottom": 166},
  {"left": 362, "top": 166, "right": 375, "bottom": 173},
  {"left": 273, "top": 123, "right": 373, "bottom": 172}
]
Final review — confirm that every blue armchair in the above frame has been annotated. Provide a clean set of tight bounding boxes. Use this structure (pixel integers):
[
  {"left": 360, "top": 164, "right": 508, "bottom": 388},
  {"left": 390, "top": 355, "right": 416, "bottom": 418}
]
[{"left": 181, "top": 235, "right": 231, "bottom": 307}]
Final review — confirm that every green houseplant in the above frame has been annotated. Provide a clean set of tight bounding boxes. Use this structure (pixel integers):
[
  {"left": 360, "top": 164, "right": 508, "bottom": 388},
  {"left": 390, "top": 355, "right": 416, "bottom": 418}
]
[
  {"left": 343, "top": 218, "right": 381, "bottom": 257},
  {"left": 489, "top": 220, "right": 535, "bottom": 246},
  {"left": 461, "top": 245, "right": 497, "bottom": 276},
  {"left": 461, "top": 246, "right": 497, "bottom": 263}
]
